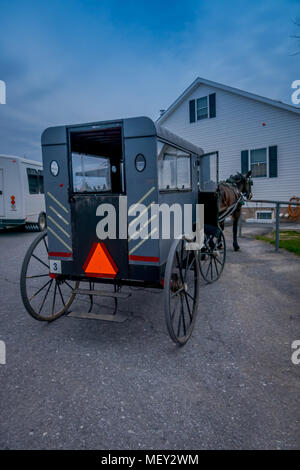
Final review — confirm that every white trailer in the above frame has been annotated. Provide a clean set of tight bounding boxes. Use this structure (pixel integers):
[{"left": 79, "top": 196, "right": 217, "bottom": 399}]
[{"left": 0, "top": 155, "right": 46, "bottom": 230}]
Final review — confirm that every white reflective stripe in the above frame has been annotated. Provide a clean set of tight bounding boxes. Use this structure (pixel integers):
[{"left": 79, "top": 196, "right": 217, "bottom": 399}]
[
  {"left": 47, "top": 192, "right": 69, "bottom": 213},
  {"left": 128, "top": 214, "right": 157, "bottom": 241},
  {"left": 129, "top": 227, "right": 158, "bottom": 255},
  {"left": 128, "top": 201, "right": 155, "bottom": 228},
  {"left": 47, "top": 215, "right": 70, "bottom": 238},
  {"left": 128, "top": 186, "right": 156, "bottom": 215},
  {"left": 49, "top": 205, "right": 69, "bottom": 225},
  {"left": 48, "top": 226, "right": 72, "bottom": 251}
]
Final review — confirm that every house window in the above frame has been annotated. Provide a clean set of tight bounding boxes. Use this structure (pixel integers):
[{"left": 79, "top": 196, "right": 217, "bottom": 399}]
[
  {"left": 196, "top": 96, "right": 208, "bottom": 120},
  {"left": 158, "top": 144, "right": 191, "bottom": 191},
  {"left": 189, "top": 93, "right": 216, "bottom": 123},
  {"left": 250, "top": 148, "right": 267, "bottom": 178},
  {"left": 256, "top": 211, "right": 273, "bottom": 220}
]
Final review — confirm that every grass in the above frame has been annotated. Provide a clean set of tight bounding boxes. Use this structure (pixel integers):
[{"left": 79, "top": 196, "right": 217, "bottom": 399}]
[{"left": 256, "top": 230, "right": 300, "bottom": 256}]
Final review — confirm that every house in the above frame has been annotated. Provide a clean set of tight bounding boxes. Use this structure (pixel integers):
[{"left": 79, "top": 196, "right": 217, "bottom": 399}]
[{"left": 157, "top": 77, "right": 300, "bottom": 221}]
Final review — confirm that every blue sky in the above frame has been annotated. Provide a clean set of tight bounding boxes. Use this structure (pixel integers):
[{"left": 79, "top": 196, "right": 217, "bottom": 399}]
[{"left": 0, "top": 0, "right": 299, "bottom": 160}]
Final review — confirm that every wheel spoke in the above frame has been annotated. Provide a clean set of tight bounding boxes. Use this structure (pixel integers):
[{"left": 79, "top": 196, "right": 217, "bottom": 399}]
[
  {"left": 29, "top": 279, "right": 52, "bottom": 301},
  {"left": 186, "top": 291, "right": 196, "bottom": 302},
  {"left": 205, "top": 259, "right": 212, "bottom": 279},
  {"left": 31, "top": 253, "right": 49, "bottom": 269},
  {"left": 213, "top": 257, "right": 219, "bottom": 276},
  {"left": 184, "top": 252, "right": 195, "bottom": 282},
  {"left": 177, "top": 297, "right": 183, "bottom": 337},
  {"left": 38, "top": 279, "right": 53, "bottom": 314},
  {"left": 181, "top": 296, "right": 187, "bottom": 336},
  {"left": 187, "top": 256, "right": 195, "bottom": 275},
  {"left": 183, "top": 291, "right": 192, "bottom": 323},
  {"left": 171, "top": 287, "right": 184, "bottom": 298},
  {"left": 171, "top": 295, "right": 180, "bottom": 320},
  {"left": 180, "top": 239, "right": 184, "bottom": 265},
  {"left": 57, "top": 283, "right": 66, "bottom": 306},
  {"left": 64, "top": 281, "right": 75, "bottom": 290},
  {"left": 184, "top": 251, "right": 190, "bottom": 279},
  {"left": 51, "top": 282, "right": 57, "bottom": 315},
  {"left": 176, "top": 252, "right": 185, "bottom": 285},
  {"left": 215, "top": 256, "right": 223, "bottom": 266}
]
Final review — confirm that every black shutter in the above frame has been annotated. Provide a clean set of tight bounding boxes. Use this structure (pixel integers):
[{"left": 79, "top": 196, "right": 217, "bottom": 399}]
[
  {"left": 189, "top": 99, "right": 195, "bottom": 123},
  {"left": 241, "top": 150, "right": 249, "bottom": 174},
  {"left": 269, "top": 145, "right": 277, "bottom": 178},
  {"left": 209, "top": 93, "right": 216, "bottom": 118}
]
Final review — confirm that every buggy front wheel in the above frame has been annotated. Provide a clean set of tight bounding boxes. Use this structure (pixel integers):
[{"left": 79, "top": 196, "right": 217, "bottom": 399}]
[
  {"left": 164, "top": 236, "right": 200, "bottom": 346},
  {"left": 20, "top": 231, "right": 79, "bottom": 321},
  {"left": 199, "top": 227, "right": 226, "bottom": 283}
]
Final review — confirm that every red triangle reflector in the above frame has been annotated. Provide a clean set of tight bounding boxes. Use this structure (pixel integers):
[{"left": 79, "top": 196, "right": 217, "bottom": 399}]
[{"left": 83, "top": 242, "right": 118, "bottom": 278}]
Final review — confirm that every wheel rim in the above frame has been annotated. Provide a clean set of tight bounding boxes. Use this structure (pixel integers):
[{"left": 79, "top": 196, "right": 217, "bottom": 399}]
[
  {"left": 199, "top": 229, "right": 226, "bottom": 283},
  {"left": 164, "top": 237, "right": 200, "bottom": 345},
  {"left": 20, "top": 231, "right": 78, "bottom": 321}
]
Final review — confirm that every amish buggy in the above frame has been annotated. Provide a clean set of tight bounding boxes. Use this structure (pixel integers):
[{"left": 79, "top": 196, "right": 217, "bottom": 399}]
[{"left": 20, "top": 117, "right": 226, "bottom": 345}]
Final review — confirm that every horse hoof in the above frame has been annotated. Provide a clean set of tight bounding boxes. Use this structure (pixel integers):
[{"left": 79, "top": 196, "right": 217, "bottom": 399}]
[{"left": 234, "top": 246, "right": 240, "bottom": 252}]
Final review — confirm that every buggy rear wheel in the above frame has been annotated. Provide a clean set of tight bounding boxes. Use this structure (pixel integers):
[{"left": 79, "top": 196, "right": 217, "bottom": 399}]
[
  {"left": 164, "top": 236, "right": 200, "bottom": 346},
  {"left": 20, "top": 231, "right": 79, "bottom": 321},
  {"left": 199, "top": 227, "right": 226, "bottom": 283}
]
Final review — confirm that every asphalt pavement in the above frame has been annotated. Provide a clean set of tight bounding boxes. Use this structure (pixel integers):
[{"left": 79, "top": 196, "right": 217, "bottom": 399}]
[{"left": 0, "top": 228, "right": 299, "bottom": 449}]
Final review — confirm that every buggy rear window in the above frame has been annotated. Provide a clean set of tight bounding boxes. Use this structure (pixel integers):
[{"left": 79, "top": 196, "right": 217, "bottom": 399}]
[
  {"left": 69, "top": 125, "right": 123, "bottom": 194},
  {"left": 72, "top": 153, "right": 111, "bottom": 193}
]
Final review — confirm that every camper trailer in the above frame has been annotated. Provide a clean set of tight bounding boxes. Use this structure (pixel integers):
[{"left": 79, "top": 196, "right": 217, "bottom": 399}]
[{"left": 0, "top": 155, "right": 46, "bottom": 230}]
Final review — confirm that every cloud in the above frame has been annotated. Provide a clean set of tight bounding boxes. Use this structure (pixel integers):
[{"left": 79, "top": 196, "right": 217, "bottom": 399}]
[{"left": 0, "top": 0, "right": 299, "bottom": 160}]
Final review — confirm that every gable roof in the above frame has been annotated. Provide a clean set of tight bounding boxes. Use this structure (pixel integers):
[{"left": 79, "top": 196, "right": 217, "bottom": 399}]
[{"left": 157, "top": 77, "right": 300, "bottom": 124}]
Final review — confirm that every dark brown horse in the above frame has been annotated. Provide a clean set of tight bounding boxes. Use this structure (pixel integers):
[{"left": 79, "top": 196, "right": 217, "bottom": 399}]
[{"left": 218, "top": 171, "right": 253, "bottom": 251}]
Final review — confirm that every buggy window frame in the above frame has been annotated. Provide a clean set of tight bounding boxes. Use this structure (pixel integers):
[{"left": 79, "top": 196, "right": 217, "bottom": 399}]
[
  {"left": 158, "top": 141, "right": 192, "bottom": 193},
  {"left": 68, "top": 123, "right": 125, "bottom": 195}
]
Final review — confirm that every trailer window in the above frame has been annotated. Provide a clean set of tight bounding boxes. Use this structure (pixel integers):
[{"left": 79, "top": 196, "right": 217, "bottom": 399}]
[
  {"left": 38, "top": 170, "right": 44, "bottom": 194},
  {"left": 27, "top": 168, "right": 40, "bottom": 194},
  {"left": 72, "top": 153, "right": 111, "bottom": 193},
  {"left": 158, "top": 144, "right": 191, "bottom": 191}
]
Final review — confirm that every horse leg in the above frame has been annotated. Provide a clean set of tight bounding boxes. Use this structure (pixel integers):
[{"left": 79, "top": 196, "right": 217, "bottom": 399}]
[
  {"left": 218, "top": 221, "right": 224, "bottom": 248},
  {"left": 232, "top": 207, "right": 241, "bottom": 251}
]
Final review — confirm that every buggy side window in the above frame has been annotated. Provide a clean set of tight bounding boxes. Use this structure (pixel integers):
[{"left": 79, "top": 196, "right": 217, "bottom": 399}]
[
  {"left": 27, "top": 168, "right": 39, "bottom": 194},
  {"left": 177, "top": 154, "right": 191, "bottom": 189},
  {"left": 72, "top": 153, "right": 111, "bottom": 193},
  {"left": 158, "top": 154, "right": 177, "bottom": 190},
  {"left": 158, "top": 143, "right": 191, "bottom": 191}
]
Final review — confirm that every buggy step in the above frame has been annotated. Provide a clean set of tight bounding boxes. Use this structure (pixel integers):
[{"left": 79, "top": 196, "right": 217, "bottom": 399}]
[{"left": 72, "top": 288, "right": 131, "bottom": 299}]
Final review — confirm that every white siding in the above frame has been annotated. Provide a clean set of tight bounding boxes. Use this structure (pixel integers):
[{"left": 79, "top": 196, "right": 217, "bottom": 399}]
[{"left": 160, "top": 84, "right": 300, "bottom": 202}]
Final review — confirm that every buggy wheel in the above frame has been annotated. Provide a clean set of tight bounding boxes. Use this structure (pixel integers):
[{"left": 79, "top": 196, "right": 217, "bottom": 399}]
[
  {"left": 199, "top": 228, "right": 226, "bottom": 283},
  {"left": 20, "top": 231, "right": 79, "bottom": 321},
  {"left": 164, "top": 236, "right": 200, "bottom": 346}
]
